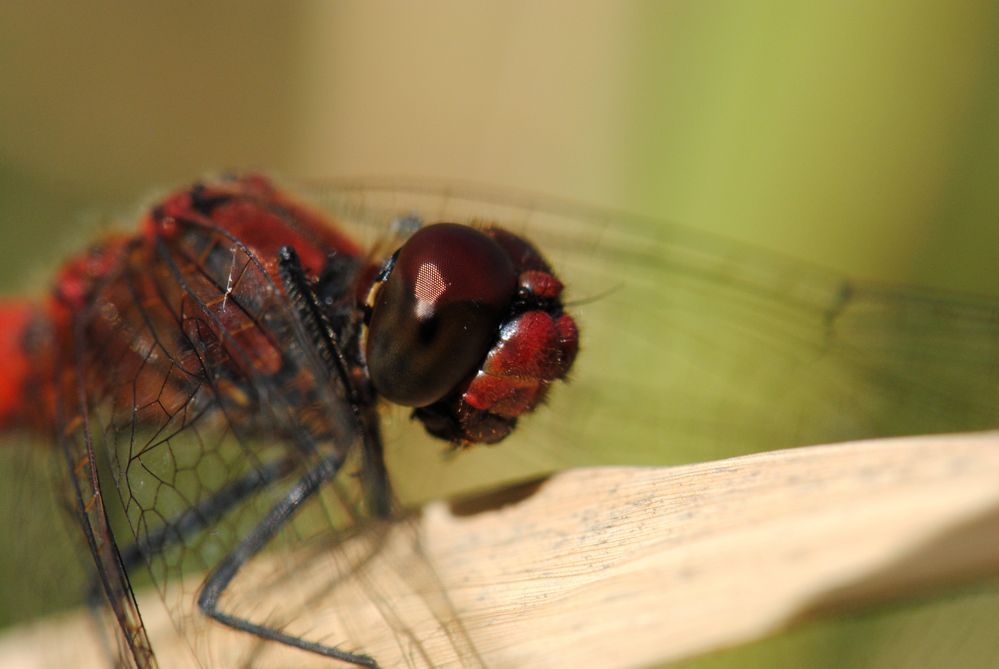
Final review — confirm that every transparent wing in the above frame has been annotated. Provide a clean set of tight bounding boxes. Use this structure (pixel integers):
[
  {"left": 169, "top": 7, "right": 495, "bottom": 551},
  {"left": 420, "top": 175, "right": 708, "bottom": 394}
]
[
  {"left": 314, "top": 180, "right": 999, "bottom": 502},
  {"left": 58, "top": 213, "right": 404, "bottom": 667},
  {"left": 44, "top": 177, "right": 999, "bottom": 668},
  {"left": 57, "top": 405, "right": 157, "bottom": 669}
]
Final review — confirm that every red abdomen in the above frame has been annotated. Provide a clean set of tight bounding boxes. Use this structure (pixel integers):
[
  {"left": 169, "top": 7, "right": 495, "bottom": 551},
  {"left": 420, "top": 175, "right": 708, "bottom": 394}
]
[{"left": 0, "top": 301, "right": 41, "bottom": 429}]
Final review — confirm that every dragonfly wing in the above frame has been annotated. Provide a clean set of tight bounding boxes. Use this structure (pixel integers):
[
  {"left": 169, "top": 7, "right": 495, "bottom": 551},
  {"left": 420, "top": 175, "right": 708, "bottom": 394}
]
[
  {"left": 56, "top": 200, "right": 397, "bottom": 665},
  {"left": 56, "top": 408, "right": 157, "bottom": 669},
  {"left": 315, "top": 180, "right": 999, "bottom": 499}
]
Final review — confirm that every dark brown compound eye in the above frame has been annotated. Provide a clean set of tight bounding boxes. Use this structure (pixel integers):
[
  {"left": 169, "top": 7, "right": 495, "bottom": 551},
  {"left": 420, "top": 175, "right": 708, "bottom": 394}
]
[{"left": 365, "top": 223, "right": 517, "bottom": 407}]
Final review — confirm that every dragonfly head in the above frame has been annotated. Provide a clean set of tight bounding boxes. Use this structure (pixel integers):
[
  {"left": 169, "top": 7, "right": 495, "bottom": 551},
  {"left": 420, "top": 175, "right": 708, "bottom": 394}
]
[{"left": 362, "top": 222, "right": 578, "bottom": 445}]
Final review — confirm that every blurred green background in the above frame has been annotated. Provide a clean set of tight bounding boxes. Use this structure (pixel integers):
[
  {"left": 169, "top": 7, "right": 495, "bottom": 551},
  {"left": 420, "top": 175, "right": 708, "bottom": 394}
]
[{"left": 1, "top": 1, "right": 998, "bottom": 667}]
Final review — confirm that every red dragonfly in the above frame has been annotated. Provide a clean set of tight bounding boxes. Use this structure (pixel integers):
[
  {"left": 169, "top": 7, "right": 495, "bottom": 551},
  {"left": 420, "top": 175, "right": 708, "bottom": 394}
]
[
  {"left": 4, "top": 175, "right": 999, "bottom": 667},
  {"left": 0, "top": 175, "right": 577, "bottom": 668}
]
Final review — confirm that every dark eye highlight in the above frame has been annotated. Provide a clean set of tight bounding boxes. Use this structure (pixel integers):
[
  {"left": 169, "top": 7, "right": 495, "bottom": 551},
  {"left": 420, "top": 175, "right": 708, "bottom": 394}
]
[{"left": 364, "top": 223, "right": 517, "bottom": 407}]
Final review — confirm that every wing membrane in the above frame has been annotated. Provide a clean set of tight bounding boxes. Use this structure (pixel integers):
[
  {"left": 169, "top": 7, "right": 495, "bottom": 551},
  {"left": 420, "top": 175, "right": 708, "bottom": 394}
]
[
  {"left": 315, "top": 180, "right": 999, "bottom": 499},
  {"left": 44, "top": 177, "right": 999, "bottom": 667},
  {"left": 60, "top": 210, "right": 373, "bottom": 666}
]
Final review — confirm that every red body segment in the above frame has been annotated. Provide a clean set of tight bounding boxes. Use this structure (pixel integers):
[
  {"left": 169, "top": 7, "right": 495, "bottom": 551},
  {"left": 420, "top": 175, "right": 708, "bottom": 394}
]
[
  {"left": 147, "top": 175, "right": 364, "bottom": 277},
  {"left": 464, "top": 299, "right": 578, "bottom": 417},
  {"left": 0, "top": 301, "right": 37, "bottom": 428}
]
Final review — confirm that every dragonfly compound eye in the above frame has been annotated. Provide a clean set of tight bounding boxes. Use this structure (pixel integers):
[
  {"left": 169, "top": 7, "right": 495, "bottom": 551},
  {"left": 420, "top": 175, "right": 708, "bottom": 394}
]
[{"left": 365, "top": 223, "right": 517, "bottom": 407}]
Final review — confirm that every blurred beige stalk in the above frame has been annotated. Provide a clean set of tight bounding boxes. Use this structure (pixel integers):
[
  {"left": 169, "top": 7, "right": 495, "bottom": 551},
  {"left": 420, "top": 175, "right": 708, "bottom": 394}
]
[{"left": 2, "top": 432, "right": 998, "bottom": 669}]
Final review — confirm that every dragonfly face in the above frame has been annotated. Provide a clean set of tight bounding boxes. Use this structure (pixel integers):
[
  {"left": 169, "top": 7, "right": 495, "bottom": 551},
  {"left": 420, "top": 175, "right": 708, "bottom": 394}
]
[{"left": 364, "top": 222, "right": 577, "bottom": 444}]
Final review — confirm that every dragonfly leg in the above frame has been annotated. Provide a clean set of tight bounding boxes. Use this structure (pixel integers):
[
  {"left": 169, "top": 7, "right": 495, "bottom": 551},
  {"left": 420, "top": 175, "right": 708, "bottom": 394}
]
[{"left": 196, "top": 450, "right": 380, "bottom": 668}]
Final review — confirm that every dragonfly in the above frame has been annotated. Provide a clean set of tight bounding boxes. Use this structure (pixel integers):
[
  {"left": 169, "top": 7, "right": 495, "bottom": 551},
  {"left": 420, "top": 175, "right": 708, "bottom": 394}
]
[
  {"left": 3, "top": 174, "right": 999, "bottom": 668},
  {"left": 0, "top": 174, "right": 578, "bottom": 668}
]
